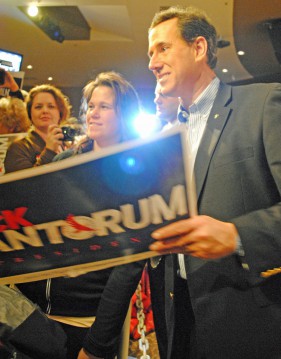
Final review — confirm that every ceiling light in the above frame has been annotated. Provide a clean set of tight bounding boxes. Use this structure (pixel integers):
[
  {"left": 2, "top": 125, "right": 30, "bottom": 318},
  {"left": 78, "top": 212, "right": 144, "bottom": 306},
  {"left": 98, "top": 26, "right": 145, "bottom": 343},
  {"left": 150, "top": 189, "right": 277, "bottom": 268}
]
[
  {"left": 27, "top": 65, "right": 33, "bottom": 69},
  {"left": 237, "top": 51, "right": 245, "bottom": 56},
  {"left": 48, "top": 77, "right": 53, "bottom": 81},
  {"left": 27, "top": 5, "right": 39, "bottom": 17},
  {"left": 222, "top": 68, "right": 228, "bottom": 73}
]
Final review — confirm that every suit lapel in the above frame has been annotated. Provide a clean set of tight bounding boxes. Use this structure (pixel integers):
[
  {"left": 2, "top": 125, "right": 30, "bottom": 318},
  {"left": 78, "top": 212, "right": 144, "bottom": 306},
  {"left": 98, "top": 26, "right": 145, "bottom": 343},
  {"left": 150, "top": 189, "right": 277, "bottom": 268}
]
[
  {"left": 194, "top": 82, "right": 233, "bottom": 201},
  {"left": 185, "top": 84, "right": 233, "bottom": 276}
]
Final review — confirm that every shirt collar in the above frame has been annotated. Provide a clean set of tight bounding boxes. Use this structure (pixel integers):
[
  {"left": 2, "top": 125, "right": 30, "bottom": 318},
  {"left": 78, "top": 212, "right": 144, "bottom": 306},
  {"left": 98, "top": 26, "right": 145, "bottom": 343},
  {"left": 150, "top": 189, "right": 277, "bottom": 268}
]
[{"left": 178, "top": 77, "right": 220, "bottom": 120}]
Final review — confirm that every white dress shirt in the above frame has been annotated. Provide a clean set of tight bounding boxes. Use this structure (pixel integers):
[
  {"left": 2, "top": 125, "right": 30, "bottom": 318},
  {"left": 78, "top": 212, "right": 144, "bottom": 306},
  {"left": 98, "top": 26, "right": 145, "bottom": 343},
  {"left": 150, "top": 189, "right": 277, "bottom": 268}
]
[{"left": 177, "top": 77, "right": 220, "bottom": 279}]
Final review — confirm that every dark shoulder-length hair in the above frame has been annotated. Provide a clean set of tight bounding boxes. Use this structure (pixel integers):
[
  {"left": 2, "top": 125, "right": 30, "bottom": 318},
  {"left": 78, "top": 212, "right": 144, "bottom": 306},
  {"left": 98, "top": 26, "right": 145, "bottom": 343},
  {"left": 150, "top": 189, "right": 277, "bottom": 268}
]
[
  {"left": 82, "top": 71, "right": 141, "bottom": 142},
  {"left": 149, "top": 5, "right": 217, "bottom": 69},
  {"left": 26, "top": 84, "right": 71, "bottom": 124}
]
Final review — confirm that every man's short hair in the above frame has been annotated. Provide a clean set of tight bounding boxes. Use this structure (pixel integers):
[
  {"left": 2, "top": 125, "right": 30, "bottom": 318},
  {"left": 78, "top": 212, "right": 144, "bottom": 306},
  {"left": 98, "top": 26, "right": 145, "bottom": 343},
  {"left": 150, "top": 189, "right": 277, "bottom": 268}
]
[{"left": 149, "top": 5, "right": 218, "bottom": 69}]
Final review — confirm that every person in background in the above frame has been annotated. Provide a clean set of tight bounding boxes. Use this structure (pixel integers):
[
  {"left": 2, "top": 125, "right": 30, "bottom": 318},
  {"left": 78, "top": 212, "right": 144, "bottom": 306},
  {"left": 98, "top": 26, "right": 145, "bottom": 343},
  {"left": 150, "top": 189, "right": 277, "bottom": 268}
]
[
  {"left": 154, "top": 82, "right": 179, "bottom": 130},
  {"left": 0, "top": 68, "right": 25, "bottom": 101},
  {"left": 0, "top": 96, "right": 30, "bottom": 134},
  {"left": 144, "top": 82, "right": 180, "bottom": 359},
  {"left": 4, "top": 84, "right": 71, "bottom": 173},
  {"left": 147, "top": 5, "right": 281, "bottom": 359},
  {"left": 12, "top": 71, "right": 145, "bottom": 359},
  {"left": 132, "top": 73, "right": 180, "bottom": 351},
  {"left": 0, "top": 94, "right": 31, "bottom": 176},
  {"left": 0, "top": 285, "right": 67, "bottom": 359}
]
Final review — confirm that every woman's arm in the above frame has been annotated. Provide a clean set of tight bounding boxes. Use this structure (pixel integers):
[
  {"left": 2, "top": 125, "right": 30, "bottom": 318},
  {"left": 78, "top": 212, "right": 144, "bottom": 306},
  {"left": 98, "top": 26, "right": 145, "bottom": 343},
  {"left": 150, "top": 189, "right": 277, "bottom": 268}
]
[{"left": 81, "top": 260, "right": 146, "bottom": 358}]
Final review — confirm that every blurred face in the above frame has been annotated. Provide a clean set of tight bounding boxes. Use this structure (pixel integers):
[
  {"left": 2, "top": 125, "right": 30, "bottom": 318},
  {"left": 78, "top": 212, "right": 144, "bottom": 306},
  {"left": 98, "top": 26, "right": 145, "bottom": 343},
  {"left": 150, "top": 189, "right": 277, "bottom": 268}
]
[
  {"left": 86, "top": 86, "right": 121, "bottom": 147},
  {"left": 154, "top": 87, "right": 179, "bottom": 123},
  {"left": 148, "top": 18, "right": 199, "bottom": 101},
  {"left": 31, "top": 92, "right": 60, "bottom": 132}
]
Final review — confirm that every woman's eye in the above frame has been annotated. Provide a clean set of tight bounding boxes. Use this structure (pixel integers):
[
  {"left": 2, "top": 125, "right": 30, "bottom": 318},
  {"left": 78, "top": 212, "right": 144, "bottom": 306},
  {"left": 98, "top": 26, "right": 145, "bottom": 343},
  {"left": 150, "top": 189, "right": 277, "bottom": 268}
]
[{"left": 101, "top": 104, "right": 112, "bottom": 110}]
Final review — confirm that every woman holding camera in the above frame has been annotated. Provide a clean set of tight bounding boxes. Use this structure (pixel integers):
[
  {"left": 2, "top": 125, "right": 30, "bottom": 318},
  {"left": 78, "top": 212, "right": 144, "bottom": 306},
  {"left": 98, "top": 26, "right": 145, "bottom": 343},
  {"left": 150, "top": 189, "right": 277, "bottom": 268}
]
[{"left": 4, "top": 84, "right": 71, "bottom": 173}]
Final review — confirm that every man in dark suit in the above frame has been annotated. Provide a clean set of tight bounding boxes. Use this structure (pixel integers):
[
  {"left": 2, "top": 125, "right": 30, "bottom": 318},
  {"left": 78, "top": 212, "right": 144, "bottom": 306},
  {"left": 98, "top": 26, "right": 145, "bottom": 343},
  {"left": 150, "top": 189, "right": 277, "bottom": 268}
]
[{"left": 148, "top": 5, "right": 281, "bottom": 359}]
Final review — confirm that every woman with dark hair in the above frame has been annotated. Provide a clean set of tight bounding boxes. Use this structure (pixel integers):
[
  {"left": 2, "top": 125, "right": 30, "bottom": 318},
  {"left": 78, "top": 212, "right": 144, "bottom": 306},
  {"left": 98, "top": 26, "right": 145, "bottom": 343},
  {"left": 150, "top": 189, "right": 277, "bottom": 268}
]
[
  {"left": 12, "top": 72, "right": 146, "bottom": 359},
  {"left": 4, "top": 84, "right": 71, "bottom": 172},
  {"left": 56, "top": 71, "right": 140, "bottom": 159}
]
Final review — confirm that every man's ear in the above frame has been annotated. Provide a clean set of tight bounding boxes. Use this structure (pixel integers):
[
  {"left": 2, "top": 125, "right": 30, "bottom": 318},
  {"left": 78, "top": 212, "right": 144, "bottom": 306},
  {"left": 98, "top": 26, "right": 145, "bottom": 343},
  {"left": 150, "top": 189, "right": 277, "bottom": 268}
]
[{"left": 193, "top": 36, "right": 208, "bottom": 62}]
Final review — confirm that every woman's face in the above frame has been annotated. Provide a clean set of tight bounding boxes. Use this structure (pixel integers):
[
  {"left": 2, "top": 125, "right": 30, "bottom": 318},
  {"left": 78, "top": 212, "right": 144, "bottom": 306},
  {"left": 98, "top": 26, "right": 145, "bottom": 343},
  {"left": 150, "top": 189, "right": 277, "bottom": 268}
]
[
  {"left": 31, "top": 92, "right": 61, "bottom": 132},
  {"left": 86, "top": 85, "right": 121, "bottom": 147}
]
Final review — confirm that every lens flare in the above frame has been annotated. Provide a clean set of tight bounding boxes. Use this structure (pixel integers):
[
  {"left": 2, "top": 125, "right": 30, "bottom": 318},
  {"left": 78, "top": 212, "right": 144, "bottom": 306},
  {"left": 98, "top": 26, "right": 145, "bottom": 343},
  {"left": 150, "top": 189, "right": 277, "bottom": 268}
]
[{"left": 133, "top": 112, "right": 161, "bottom": 138}]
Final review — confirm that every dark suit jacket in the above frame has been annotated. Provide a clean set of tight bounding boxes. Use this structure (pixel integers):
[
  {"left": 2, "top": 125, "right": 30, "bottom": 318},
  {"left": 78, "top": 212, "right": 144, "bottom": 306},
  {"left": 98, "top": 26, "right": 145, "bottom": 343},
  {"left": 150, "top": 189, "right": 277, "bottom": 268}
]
[{"left": 164, "top": 82, "right": 281, "bottom": 359}]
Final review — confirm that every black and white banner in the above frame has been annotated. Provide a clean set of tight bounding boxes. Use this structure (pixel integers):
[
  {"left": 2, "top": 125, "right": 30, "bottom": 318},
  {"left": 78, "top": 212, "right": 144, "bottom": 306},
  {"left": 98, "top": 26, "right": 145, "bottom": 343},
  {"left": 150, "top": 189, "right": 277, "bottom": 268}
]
[{"left": 0, "top": 129, "right": 194, "bottom": 284}]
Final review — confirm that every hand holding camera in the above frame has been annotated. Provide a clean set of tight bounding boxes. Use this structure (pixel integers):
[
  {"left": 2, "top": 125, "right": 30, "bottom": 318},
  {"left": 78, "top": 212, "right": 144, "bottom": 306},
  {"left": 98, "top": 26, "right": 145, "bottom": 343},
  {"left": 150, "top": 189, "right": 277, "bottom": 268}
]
[
  {"left": 61, "top": 126, "right": 80, "bottom": 141},
  {"left": 45, "top": 124, "right": 65, "bottom": 153},
  {"left": 0, "top": 68, "right": 20, "bottom": 91},
  {"left": 45, "top": 125, "right": 81, "bottom": 153}
]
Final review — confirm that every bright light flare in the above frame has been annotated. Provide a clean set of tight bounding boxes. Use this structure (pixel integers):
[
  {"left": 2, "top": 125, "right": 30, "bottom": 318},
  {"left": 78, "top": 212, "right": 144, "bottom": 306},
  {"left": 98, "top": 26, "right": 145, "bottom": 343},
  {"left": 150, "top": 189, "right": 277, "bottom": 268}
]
[
  {"left": 27, "top": 5, "right": 39, "bottom": 17},
  {"left": 133, "top": 112, "right": 161, "bottom": 138}
]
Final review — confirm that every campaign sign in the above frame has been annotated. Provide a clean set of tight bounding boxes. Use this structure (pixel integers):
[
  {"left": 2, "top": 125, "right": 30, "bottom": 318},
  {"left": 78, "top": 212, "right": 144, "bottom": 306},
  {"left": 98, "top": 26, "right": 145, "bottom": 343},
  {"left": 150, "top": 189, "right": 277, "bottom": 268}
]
[{"left": 0, "top": 129, "right": 193, "bottom": 284}]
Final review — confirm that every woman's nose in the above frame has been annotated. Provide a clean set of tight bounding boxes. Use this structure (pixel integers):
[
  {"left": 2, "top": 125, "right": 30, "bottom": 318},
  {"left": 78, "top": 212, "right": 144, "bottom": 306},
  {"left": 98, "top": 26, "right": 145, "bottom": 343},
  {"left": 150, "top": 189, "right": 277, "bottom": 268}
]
[
  {"left": 89, "top": 107, "right": 100, "bottom": 118},
  {"left": 42, "top": 106, "right": 49, "bottom": 112},
  {"left": 154, "top": 95, "right": 161, "bottom": 105}
]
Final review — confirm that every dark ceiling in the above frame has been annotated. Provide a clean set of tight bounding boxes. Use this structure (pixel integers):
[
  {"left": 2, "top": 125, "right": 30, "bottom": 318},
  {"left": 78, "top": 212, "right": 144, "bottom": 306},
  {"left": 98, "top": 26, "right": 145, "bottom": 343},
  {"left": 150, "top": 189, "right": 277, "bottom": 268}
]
[
  {"left": 233, "top": 0, "right": 281, "bottom": 84},
  {"left": 1, "top": 0, "right": 281, "bottom": 115}
]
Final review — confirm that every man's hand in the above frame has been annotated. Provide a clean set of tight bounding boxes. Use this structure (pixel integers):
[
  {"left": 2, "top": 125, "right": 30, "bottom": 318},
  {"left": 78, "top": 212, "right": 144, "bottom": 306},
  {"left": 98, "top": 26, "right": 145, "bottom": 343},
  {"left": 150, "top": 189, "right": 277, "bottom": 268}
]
[
  {"left": 77, "top": 348, "right": 103, "bottom": 359},
  {"left": 150, "top": 215, "right": 238, "bottom": 259}
]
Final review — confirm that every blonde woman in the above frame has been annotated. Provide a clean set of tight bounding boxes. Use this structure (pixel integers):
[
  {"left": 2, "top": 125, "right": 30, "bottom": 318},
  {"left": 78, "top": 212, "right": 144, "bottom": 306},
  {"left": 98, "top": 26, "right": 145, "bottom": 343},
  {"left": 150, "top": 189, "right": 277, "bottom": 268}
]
[{"left": 0, "top": 96, "right": 30, "bottom": 134}]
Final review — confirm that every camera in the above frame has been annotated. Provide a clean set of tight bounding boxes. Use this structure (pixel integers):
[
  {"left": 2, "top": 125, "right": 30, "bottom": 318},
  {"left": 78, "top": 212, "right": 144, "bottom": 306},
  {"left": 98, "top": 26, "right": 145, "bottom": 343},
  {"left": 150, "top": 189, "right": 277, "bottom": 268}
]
[
  {"left": 0, "top": 69, "right": 5, "bottom": 86},
  {"left": 61, "top": 126, "right": 79, "bottom": 141}
]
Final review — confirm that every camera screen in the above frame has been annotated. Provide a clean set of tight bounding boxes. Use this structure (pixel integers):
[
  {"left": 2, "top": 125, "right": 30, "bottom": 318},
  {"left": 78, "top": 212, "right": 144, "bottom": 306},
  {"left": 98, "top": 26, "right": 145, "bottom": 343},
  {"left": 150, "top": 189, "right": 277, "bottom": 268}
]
[{"left": 0, "top": 49, "right": 23, "bottom": 72}]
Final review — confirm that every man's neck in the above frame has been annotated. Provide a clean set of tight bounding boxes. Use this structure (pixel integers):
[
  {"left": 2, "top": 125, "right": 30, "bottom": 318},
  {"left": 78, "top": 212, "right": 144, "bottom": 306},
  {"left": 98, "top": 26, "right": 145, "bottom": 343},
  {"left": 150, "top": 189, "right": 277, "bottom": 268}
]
[{"left": 181, "top": 69, "right": 216, "bottom": 109}]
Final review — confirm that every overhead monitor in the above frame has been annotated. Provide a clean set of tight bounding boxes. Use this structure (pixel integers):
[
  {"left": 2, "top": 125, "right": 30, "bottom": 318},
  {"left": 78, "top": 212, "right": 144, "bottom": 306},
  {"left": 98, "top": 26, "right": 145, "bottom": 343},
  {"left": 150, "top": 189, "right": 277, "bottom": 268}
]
[{"left": 0, "top": 49, "right": 23, "bottom": 72}]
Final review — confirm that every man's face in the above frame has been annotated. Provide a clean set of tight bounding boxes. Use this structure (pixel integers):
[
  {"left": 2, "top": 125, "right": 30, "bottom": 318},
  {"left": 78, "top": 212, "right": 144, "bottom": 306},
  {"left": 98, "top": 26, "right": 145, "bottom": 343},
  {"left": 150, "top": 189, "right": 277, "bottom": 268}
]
[
  {"left": 154, "top": 89, "right": 179, "bottom": 123},
  {"left": 148, "top": 18, "right": 198, "bottom": 99}
]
